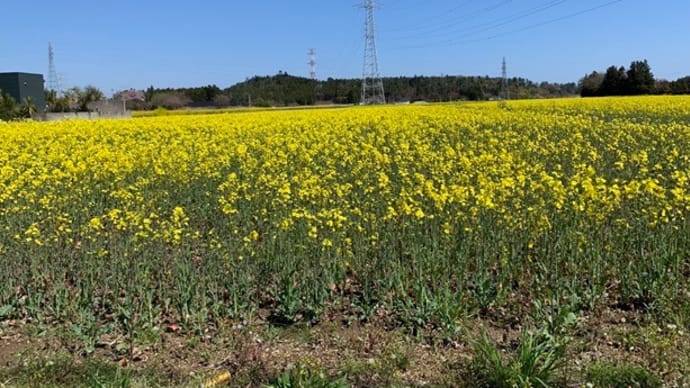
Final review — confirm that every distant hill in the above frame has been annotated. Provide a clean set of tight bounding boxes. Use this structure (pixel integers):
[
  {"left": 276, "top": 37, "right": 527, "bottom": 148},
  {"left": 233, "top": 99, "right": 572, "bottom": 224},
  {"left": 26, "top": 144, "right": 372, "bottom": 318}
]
[
  {"left": 224, "top": 73, "right": 579, "bottom": 106},
  {"left": 142, "top": 73, "right": 578, "bottom": 109}
]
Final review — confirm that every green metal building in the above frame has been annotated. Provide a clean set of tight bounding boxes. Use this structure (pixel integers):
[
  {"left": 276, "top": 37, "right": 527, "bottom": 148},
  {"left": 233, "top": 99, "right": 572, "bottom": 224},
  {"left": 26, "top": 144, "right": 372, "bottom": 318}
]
[{"left": 0, "top": 72, "right": 46, "bottom": 112}]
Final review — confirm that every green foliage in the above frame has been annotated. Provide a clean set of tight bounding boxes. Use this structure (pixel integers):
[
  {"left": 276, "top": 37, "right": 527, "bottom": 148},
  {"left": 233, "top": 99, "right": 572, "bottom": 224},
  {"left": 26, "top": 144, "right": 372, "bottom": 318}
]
[
  {"left": 268, "top": 364, "right": 349, "bottom": 388},
  {"left": 141, "top": 74, "right": 578, "bottom": 110},
  {"left": 627, "top": 60, "right": 655, "bottom": 95},
  {"left": 0, "top": 91, "right": 37, "bottom": 120},
  {"left": 150, "top": 91, "right": 192, "bottom": 109},
  {"left": 670, "top": 76, "right": 690, "bottom": 94},
  {"left": 581, "top": 59, "right": 657, "bottom": 97},
  {"left": 79, "top": 85, "right": 105, "bottom": 111},
  {"left": 600, "top": 66, "right": 629, "bottom": 96},
  {"left": 469, "top": 329, "right": 566, "bottom": 388},
  {"left": 44, "top": 85, "right": 106, "bottom": 112},
  {"left": 45, "top": 89, "right": 71, "bottom": 112},
  {"left": 0, "top": 304, "right": 13, "bottom": 318},
  {"left": 18, "top": 97, "right": 37, "bottom": 117},
  {"left": 579, "top": 71, "right": 604, "bottom": 97},
  {"left": 0, "top": 90, "right": 18, "bottom": 121},
  {"left": 0, "top": 355, "right": 168, "bottom": 388},
  {"left": 1, "top": 99, "right": 690, "bottom": 373},
  {"left": 586, "top": 362, "right": 662, "bottom": 388}
]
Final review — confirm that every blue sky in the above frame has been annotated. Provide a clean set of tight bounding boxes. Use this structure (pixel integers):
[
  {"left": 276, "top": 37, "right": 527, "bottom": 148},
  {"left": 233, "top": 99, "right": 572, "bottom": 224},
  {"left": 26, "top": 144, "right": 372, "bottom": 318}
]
[{"left": 1, "top": 1, "right": 688, "bottom": 94}]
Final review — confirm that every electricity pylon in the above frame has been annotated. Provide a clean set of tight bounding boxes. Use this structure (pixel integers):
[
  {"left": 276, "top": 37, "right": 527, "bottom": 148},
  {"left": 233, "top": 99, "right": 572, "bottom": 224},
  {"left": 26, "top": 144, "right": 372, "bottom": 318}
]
[{"left": 360, "top": 0, "right": 386, "bottom": 105}]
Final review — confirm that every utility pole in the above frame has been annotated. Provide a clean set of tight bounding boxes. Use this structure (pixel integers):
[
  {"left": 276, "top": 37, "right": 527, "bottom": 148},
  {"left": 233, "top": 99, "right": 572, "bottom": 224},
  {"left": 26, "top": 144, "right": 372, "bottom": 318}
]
[
  {"left": 501, "top": 56, "right": 509, "bottom": 102},
  {"left": 360, "top": 0, "right": 386, "bottom": 105},
  {"left": 308, "top": 48, "right": 317, "bottom": 80}
]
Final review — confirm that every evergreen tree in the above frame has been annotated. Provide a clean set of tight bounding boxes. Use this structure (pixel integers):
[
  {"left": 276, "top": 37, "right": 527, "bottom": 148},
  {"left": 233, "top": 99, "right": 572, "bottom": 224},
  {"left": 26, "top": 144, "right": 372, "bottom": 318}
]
[
  {"left": 627, "top": 60, "right": 655, "bottom": 95},
  {"left": 579, "top": 71, "right": 604, "bottom": 97},
  {"left": 670, "top": 76, "right": 690, "bottom": 94},
  {"left": 599, "top": 66, "right": 628, "bottom": 95}
]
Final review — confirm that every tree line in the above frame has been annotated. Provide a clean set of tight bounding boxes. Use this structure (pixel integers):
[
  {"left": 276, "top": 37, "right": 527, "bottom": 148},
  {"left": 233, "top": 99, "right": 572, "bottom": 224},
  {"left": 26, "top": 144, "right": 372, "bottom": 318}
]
[
  {"left": 7, "top": 61, "right": 690, "bottom": 120},
  {"left": 579, "top": 59, "right": 690, "bottom": 97},
  {"left": 137, "top": 73, "right": 578, "bottom": 109},
  {"left": 1, "top": 85, "right": 108, "bottom": 120},
  {"left": 44, "top": 86, "right": 105, "bottom": 112}
]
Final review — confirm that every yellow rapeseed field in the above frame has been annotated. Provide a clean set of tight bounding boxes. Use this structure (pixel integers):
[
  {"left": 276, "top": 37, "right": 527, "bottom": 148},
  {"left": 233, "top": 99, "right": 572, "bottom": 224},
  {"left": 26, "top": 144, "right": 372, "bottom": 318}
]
[
  {"left": 1, "top": 96, "right": 689, "bottom": 328},
  {"left": 3, "top": 97, "right": 689, "bottom": 247}
]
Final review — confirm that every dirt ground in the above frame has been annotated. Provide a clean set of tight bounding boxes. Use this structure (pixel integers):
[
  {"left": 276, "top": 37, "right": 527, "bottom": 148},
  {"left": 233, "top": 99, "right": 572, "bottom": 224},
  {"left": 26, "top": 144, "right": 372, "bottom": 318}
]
[{"left": 1, "top": 306, "right": 689, "bottom": 387}]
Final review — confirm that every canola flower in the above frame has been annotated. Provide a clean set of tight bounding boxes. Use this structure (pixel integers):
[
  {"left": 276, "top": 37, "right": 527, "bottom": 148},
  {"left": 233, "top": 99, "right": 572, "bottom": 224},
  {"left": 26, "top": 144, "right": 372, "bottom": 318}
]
[{"left": 1, "top": 96, "right": 689, "bottom": 328}]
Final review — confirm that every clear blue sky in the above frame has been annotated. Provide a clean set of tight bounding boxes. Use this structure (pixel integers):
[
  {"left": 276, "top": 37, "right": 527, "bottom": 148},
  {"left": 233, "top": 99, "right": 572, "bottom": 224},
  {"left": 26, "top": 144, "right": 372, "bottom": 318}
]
[{"left": 1, "top": 1, "right": 688, "bottom": 94}]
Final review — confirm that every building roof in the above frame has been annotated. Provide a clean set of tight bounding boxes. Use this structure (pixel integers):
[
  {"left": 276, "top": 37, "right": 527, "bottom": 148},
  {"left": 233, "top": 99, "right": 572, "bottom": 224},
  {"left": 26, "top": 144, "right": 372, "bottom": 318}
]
[{"left": 0, "top": 72, "right": 45, "bottom": 77}]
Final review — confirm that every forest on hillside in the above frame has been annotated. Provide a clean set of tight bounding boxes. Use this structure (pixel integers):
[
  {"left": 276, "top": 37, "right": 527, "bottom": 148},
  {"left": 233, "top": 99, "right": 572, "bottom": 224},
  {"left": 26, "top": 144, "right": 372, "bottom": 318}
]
[{"left": 136, "top": 73, "right": 578, "bottom": 109}]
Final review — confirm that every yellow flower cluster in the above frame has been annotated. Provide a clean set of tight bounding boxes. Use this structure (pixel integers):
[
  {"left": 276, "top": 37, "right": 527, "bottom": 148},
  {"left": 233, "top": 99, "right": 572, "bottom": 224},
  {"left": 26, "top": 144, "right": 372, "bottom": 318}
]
[{"left": 1, "top": 96, "right": 689, "bottom": 256}]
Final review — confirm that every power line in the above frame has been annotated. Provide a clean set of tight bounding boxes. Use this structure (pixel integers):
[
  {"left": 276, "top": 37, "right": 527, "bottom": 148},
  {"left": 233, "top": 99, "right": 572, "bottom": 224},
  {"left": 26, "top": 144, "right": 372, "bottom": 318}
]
[
  {"left": 393, "top": 0, "right": 624, "bottom": 50},
  {"left": 389, "top": 0, "right": 513, "bottom": 36},
  {"left": 473, "top": 0, "right": 625, "bottom": 44},
  {"left": 456, "top": 0, "right": 568, "bottom": 38},
  {"left": 391, "top": 0, "right": 568, "bottom": 42},
  {"left": 386, "top": 0, "right": 476, "bottom": 32}
]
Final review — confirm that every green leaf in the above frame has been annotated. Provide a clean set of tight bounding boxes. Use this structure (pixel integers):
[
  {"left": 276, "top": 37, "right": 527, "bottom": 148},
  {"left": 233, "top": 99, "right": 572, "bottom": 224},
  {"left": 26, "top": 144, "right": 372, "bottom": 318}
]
[{"left": 0, "top": 305, "right": 13, "bottom": 318}]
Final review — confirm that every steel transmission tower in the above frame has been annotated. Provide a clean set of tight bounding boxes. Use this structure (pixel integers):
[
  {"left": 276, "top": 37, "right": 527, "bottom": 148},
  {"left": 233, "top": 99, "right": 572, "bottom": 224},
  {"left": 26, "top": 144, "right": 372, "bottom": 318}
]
[
  {"left": 47, "top": 43, "right": 61, "bottom": 94},
  {"left": 501, "top": 56, "right": 509, "bottom": 101},
  {"left": 308, "top": 48, "right": 317, "bottom": 80},
  {"left": 360, "top": 0, "right": 385, "bottom": 105}
]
